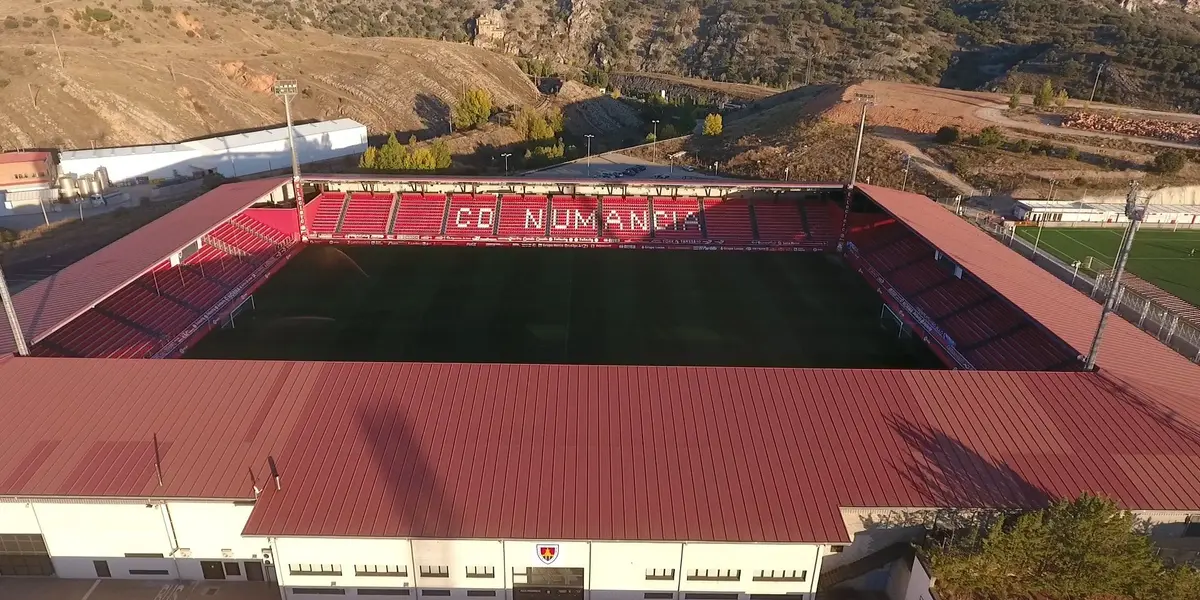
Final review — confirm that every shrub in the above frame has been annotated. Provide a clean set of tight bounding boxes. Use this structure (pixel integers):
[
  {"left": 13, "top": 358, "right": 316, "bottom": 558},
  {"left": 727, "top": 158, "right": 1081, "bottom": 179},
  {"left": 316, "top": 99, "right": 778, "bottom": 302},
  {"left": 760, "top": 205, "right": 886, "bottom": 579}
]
[
  {"left": 451, "top": 88, "right": 493, "bottom": 131},
  {"left": 23, "top": 48, "right": 35, "bottom": 56},
  {"left": 1034, "top": 78, "right": 1054, "bottom": 108},
  {"left": 934, "top": 125, "right": 960, "bottom": 144},
  {"left": 1054, "top": 89, "right": 1069, "bottom": 108},
  {"left": 660, "top": 124, "right": 678, "bottom": 139},
  {"left": 0, "top": 227, "right": 18, "bottom": 245},
  {"left": 1015, "top": 138, "right": 1033, "bottom": 154},
  {"left": 3, "top": 16, "right": 19, "bottom": 29},
  {"left": 86, "top": 7, "right": 114, "bottom": 22},
  {"left": 44, "top": 5, "right": 54, "bottom": 12},
  {"left": 1153, "top": 150, "right": 1187, "bottom": 175},
  {"left": 610, "top": 87, "right": 621, "bottom": 99},
  {"left": 644, "top": 132, "right": 657, "bottom": 143},
  {"left": 1065, "top": 146, "right": 1081, "bottom": 160},
  {"left": 140, "top": 0, "right": 154, "bottom": 10},
  {"left": 974, "top": 126, "right": 1004, "bottom": 148},
  {"left": 1008, "top": 87, "right": 1020, "bottom": 110},
  {"left": 703, "top": 113, "right": 723, "bottom": 136}
]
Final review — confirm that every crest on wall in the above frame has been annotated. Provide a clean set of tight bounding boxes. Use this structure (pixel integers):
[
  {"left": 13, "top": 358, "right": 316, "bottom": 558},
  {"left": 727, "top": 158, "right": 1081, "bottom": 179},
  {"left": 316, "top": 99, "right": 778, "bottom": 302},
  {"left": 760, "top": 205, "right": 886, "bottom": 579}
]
[{"left": 536, "top": 544, "right": 559, "bottom": 565}]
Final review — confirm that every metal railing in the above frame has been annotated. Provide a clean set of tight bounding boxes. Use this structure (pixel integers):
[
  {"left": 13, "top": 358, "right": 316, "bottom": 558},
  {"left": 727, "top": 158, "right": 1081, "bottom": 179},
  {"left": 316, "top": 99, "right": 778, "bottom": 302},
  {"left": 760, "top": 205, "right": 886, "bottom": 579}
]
[{"left": 963, "top": 213, "right": 1200, "bottom": 363}]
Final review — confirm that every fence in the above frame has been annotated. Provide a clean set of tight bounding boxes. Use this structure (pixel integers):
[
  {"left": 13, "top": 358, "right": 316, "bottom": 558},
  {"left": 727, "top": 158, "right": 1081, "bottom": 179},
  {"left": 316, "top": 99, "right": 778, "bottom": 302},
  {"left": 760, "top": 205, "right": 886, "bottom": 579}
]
[{"left": 963, "top": 213, "right": 1200, "bottom": 363}]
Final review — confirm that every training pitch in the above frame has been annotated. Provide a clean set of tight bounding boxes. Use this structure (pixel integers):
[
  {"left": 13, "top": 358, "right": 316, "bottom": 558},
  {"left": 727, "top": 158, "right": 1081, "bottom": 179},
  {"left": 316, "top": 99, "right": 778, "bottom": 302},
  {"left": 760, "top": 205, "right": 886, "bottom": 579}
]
[
  {"left": 1015, "top": 226, "right": 1200, "bottom": 308},
  {"left": 187, "top": 245, "right": 943, "bottom": 369}
]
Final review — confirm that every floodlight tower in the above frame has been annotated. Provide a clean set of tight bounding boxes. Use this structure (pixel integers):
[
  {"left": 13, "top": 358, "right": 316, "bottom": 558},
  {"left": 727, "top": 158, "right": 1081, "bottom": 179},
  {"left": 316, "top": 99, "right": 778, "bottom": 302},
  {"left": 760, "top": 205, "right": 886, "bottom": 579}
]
[
  {"left": 1084, "top": 181, "right": 1147, "bottom": 370},
  {"left": 0, "top": 264, "right": 29, "bottom": 356},
  {"left": 838, "top": 92, "right": 875, "bottom": 252},
  {"left": 274, "top": 80, "right": 306, "bottom": 240}
]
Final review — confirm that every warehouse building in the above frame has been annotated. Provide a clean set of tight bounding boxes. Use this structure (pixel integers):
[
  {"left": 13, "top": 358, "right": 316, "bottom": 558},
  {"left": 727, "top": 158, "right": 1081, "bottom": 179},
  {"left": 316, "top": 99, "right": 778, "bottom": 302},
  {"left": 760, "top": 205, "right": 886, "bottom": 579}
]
[{"left": 57, "top": 119, "right": 367, "bottom": 183}]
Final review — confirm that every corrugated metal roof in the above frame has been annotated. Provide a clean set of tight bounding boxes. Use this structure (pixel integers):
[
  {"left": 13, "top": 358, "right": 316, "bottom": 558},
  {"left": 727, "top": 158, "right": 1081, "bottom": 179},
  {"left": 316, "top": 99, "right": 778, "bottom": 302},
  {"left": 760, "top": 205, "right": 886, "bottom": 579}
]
[
  {"left": 0, "top": 177, "right": 290, "bottom": 355},
  {"left": 59, "top": 120, "right": 365, "bottom": 159},
  {"left": 0, "top": 152, "right": 51, "bottom": 165},
  {"left": 859, "top": 184, "right": 1200, "bottom": 410},
  {"left": 2, "top": 357, "right": 1198, "bottom": 541}
]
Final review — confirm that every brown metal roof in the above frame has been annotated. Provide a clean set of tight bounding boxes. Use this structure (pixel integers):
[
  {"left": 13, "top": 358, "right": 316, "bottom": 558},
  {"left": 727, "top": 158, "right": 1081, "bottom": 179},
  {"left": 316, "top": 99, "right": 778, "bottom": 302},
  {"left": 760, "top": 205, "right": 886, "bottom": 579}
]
[
  {"left": 1, "top": 357, "right": 1198, "bottom": 542},
  {"left": 0, "top": 177, "right": 289, "bottom": 355},
  {"left": 859, "top": 184, "right": 1200, "bottom": 411}
]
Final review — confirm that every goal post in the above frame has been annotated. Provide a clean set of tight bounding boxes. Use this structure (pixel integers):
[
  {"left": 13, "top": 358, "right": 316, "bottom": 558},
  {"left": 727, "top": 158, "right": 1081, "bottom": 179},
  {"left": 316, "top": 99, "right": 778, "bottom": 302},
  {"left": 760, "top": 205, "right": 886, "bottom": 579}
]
[{"left": 879, "top": 304, "right": 910, "bottom": 339}]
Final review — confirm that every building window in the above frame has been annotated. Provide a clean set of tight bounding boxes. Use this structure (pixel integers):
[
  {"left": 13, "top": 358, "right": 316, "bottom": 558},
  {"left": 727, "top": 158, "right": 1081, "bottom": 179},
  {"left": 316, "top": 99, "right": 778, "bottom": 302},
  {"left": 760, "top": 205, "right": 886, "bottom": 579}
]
[
  {"left": 290, "top": 564, "right": 343, "bottom": 576},
  {"left": 467, "top": 591, "right": 497, "bottom": 597},
  {"left": 753, "top": 570, "right": 806, "bottom": 582},
  {"left": 750, "top": 595, "right": 793, "bottom": 599},
  {"left": 829, "top": 546, "right": 845, "bottom": 554},
  {"left": 421, "top": 590, "right": 452, "bottom": 597},
  {"left": 1184, "top": 515, "right": 1200, "bottom": 537},
  {"left": 684, "top": 594, "right": 738, "bottom": 600},
  {"left": 466, "top": 566, "right": 496, "bottom": 578},
  {"left": 357, "top": 565, "right": 409, "bottom": 577},
  {"left": 686, "top": 569, "right": 741, "bottom": 582},
  {"left": 358, "top": 590, "right": 411, "bottom": 596},
  {"left": 225, "top": 562, "right": 242, "bottom": 576},
  {"left": 420, "top": 566, "right": 450, "bottom": 578},
  {"left": 129, "top": 569, "right": 171, "bottom": 575},
  {"left": 292, "top": 589, "right": 346, "bottom": 595},
  {"left": 125, "top": 553, "right": 165, "bottom": 558},
  {"left": 645, "top": 594, "right": 674, "bottom": 599},
  {"left": 646, "top": 568, "right": 676, "bottom": 581}
]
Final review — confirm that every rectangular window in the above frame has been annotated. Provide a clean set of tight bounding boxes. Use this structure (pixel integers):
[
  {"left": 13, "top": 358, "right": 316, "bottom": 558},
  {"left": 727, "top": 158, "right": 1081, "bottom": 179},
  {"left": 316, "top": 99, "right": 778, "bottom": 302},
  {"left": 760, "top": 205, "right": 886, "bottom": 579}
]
[
  {"left": 467, "top": 591, "right": 497, "bottom": 597},
  {"left": 94, "top": 560, "right": 111, "bottom": 578},
  {"left": 357, "top": 564, "right": 409, "bottom": 577},
  {"left": 421, "top": 590, "right": 452, "bottom": 597},
  {"left": 645, "top": 568, "right": 676, "bottom": 581},
  {"left": 750, "top": 595, "right": 794, "bottom": 599},
  {"left": 358, "top": 590, "right": 411, "bottom": 596},
  {"left": 419, "top": 566, "right": 450, "bottom": 578},
  {"left": 683, "top": 594, "right": 738, "bottom": 600},
  {"left": 129, "top": 569, "right": 171, "bottom": 575},
  {"left": 292, "top": 589, "right": 346, "bottom": 596},
  {"left": 225, "top": 562, "right": 242, "bottom": 576},
  {"left": 686, "top": 569, "right": 741, "bottom": 582},
  {"left": 753, "top": 570, "right": 806, "bottom": 582},
  {"left": 645, "top": 593, "right": 675, "bottom": 599},
  {"left": 829, "top": 546, "right": 845, "bottom": 554},
  {"left": 289, "top": 564, "right": 343, "bottom": 576},
  {"left": 124, "top": 553, "right": 165, "bottom": 558},
  {"left": 1184, "top": 515, "right": 1200, "bottom": 537},
  {"left": 466, "top": 566, "right": 496, "bottom": 578}
]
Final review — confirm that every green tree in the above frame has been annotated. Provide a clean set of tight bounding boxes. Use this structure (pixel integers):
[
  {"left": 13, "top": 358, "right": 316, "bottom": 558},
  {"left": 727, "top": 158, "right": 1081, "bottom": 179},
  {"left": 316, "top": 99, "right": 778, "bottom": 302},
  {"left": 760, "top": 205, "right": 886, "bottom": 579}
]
[
  {"left": 1008, "top": 87, "right": 1021, "bottom": 110},
  {"left": 431, "top": 140, "right": 452, "bottom": 169},
  {"left": 358, "top": 146, "right": 378, "bottom": 169},
  {"left": 929, "top": 494, "right": 1199, "bottom": 600},
  {"left": 660, "top": 124, "right": 678, "bottom": 139},
  {"left": 644, "top": 132, "right": 657, "bottom": 143},
  {"left": 582, "top": 66, "right": 609, "bottom": 88},
  {"left": 1034, "top": 78, "right": 1055, "bottom": 108},
  {"left": 934, "top": 126, "right": 960, "bottom": 144},
  {"left": 1015, "top": 138, "right": 1033, "bottom": 154},
  {"left": 974, "top": 126, "right": 1004, "bottom": 148},
  {"left": 376, "top": 133, "right": 404, "bottom": 170},
  {"left": 703, "top": 113, "right": 723, "bottom": 136},
  {"left": 1054, "top": 89, "right": 1070, "bottom": 108},
  {"left": 1153, "top": 150, "right": 1187, "bottom": 175},
  {"left": 545, "top": 107, "right": 565, "bottom": 134},
  {"left": 452, "top": 88, "right": 492, "bottom": 131},
  {"left": 528, "top": 116, "right": 555, "bottom": 141},
  {"left": 1065, "top": 146, "right": 1081, "bottom": 160},
  {"left": 610, "top": 87, "right": 622, "bottom": 99}
]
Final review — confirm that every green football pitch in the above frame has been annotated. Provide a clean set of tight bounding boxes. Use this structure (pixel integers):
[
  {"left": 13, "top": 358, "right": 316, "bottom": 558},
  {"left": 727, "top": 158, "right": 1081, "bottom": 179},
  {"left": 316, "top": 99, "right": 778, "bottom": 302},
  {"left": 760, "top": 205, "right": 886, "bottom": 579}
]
[
  {"left": 1015, "top": 226, "right": 1200, "bottom": 308},
  {"left": 187, "top": 245, "right": 943, "bottom": 369}
]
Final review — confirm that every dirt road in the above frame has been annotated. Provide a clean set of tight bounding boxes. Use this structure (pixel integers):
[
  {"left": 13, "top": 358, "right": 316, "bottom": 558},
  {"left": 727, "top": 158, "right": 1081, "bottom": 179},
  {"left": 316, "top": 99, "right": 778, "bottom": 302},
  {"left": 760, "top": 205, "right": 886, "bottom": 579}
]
[
  {"left": 975, "top": 105, "right": 1200, "bottom": 152},
  {"left": 873, "top": 129, "right": 979, "bottom": 197}
]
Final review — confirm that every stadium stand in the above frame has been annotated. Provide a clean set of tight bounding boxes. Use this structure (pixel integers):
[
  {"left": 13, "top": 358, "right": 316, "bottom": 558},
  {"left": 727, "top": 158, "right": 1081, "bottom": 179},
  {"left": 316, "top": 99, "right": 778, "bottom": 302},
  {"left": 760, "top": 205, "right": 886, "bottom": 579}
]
[
  {"left": 601, "top": 195, "right": 652, "bottom": 241},
  {"left": 497, "top": 194, "right": 550, "bottom": 238},
  {"left": 340, "top": 192, "right": 394, "bottom": 235},
  {"left": 753, "top": 199, "right": 808, "bottom": 244},
  {"left": 308, "top": 191, "right": 347, "bottom": 235},
  {"left": 650, "top": 197, "right": 704, "bottom": 241},
  {"left": 445, "top": 193, "right": 499, "bottom": 239},
  {"left": 393, "top": 193, "right": 448, "bottom": 237},
  {"left": 848, "top": 219, "right": 1079, "bottom": 370},
  {"left": 550, "top": 195, "right": 600, "bottom": 240},
  {"left": 702, "top": 198, "right": 755, "bottom": 242}
]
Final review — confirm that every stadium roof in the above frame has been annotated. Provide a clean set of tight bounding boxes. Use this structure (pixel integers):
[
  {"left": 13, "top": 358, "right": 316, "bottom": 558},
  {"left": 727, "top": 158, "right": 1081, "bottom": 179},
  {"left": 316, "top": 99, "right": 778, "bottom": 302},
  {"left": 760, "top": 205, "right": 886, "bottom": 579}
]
[
  {"left": 0, "top": 177, "right": 289, "bottom": 356},
  {"left": 860, "top": 184, "right": 1200, "bottom": 412},
  {"left": 1, "top": 357, "right": 1198, "bottom": 544}
]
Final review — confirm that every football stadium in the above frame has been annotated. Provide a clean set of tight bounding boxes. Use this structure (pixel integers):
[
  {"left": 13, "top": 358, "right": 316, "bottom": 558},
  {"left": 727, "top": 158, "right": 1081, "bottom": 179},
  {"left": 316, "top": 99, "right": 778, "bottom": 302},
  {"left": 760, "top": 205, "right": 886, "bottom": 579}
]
[{"left": 1, "top": 174, "right": 1199, "bottom": 600}]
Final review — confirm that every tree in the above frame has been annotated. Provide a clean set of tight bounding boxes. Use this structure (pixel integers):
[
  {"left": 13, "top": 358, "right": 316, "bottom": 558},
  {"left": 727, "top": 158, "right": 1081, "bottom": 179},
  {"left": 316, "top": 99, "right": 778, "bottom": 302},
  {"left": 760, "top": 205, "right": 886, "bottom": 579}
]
[
  {"left": 1008, "top": 86, "right": 1021, "bottom": 109},
  {"left": 358, "top": 146, "right": 378, "bottom": 169},
  {"left": 1153, "top": 150, "right": 1187, "bottom": 175},
  {"left": 1054, "top": 89, "right": 1069, "bottom": 108},
  {"left": 644, "top": 132, "right": 657, "bottom": 143},
  {"left": 529, "top": 117, "right": 555, "bottom": 141},
  {"left": 431, "top": 140, "right": 452, "bottom": 169},
  {"left": 703, "top": 113, "right": 723, "bottom": 136},
  {"left": 376, "top": 133, "right": 404, "bottom": 170},
  {"left": 929, "top": 494, "right": 1199, "bottom": 600},
  {"left": 974, "top": 126, "right": 1004, "bottom": 148},
  {"left": 660, "top": 124, "right": 679, "bottom": 139},
  {"left": 545, "top": 107, "right": 564, "bottom": 134},
  {"left": 452, "top": 88, "right": 492, "bottom": 131},
  {"left": 1034, "top": 78, "right": 1055, "bottom": 108},
  {"left": 1015, "top": 138, "right": 1033, "bottom": 154},
  {"left": 934, "top": 125, "right": 960, "bottom": 144},
  {"left": 610, "top": 87, "right": 622, "bottom": 99},
  {"left": 582, "top": 66, "right": 609, "bottom": 88},
  {"left": 1065, "top": 146, "right": 1080, "bottom": 160}
]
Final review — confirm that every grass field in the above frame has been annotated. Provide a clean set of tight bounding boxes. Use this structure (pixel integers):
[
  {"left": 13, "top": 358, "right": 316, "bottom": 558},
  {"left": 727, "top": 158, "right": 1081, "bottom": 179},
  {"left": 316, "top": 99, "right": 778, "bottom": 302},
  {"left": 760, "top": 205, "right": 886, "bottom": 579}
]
[
  {"left": 187, "top": 245, "right": 943, "bottom": 369},
  {"left": 1015, "top": 226, "right": 1200, "bottom": 308}
]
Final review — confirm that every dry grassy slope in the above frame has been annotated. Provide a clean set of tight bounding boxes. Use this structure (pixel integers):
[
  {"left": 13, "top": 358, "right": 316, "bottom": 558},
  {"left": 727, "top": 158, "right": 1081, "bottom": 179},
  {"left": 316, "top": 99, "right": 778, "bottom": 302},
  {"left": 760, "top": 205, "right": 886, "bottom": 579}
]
[{"left": 0, "top": 0, "right": 540, "bottom": 150}]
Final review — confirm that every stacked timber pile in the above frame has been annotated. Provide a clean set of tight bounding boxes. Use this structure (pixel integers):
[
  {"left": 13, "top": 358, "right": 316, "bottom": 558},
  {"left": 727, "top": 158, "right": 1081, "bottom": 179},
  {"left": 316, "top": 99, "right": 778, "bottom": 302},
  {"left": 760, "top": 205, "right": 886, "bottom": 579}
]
[{"left": 1062, "top": 112, "right": 1200, "bottom": 144}]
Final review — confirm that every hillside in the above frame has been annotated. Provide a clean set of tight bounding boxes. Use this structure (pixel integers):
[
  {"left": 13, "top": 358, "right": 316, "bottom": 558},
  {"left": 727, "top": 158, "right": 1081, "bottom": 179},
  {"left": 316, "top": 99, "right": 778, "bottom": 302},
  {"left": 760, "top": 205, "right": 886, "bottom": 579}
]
[
  {"left": 0, "top": 0, "right": 540, "bottom": 150},
  {"left": 234, "top": 0, "right": 1200, "bottom": 113}
]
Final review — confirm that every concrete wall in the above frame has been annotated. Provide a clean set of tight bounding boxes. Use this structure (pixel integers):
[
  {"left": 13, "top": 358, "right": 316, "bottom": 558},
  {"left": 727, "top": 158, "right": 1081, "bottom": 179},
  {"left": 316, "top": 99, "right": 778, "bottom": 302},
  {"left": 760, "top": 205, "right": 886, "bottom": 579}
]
[{"left": 885, "top": 555, "right": 934, "bottom": 600}]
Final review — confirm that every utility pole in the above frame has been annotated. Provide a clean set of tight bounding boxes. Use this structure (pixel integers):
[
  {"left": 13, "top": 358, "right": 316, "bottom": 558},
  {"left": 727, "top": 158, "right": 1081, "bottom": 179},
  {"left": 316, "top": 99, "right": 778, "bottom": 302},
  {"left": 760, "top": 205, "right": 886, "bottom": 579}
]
[
  {"left": 0, "top": 264, "right": 29, "bottom": 356},
  {"left": 51, "top": 31, "right": 64, "bottom": 69},
  {"left": 901, "top": 154, "right": 911, "bottom": 191},
  {"left": 1087, "top": 63, "right": 1106, "bottom": 109},
  {"left": 849, "top": 92, "right": 875, "bottom": 187},
  {"left": 1085, "top": 181, "right": 1145, "bottom": 370},
  {"left": 584, "top": 134, "right": 594, "bottom": 177},
  {"left": 651, "top": 119, "right": 659, "bottom": 161},
  {"left": 501, "top": 152, "right": 511, "bottom": 175},
  {"left": 273, "top": 80, "right": 306, "bottom": 240}
]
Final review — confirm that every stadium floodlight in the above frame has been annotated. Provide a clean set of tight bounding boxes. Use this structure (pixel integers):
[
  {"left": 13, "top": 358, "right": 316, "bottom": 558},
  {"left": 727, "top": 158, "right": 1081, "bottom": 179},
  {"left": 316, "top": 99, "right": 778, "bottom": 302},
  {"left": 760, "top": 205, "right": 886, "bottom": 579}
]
[
  {"left": 273, "top": 79, "right": 306, "bottom": 237},
  {"left": 1085, "top": 181, "right": 1147, "bottom": 370},
  {"left": 501, "top": 152, "right": 512, "bottom": 175},
  {"left": 848, "top": 93, "right": 876, "bottom": 187},
  {"left": 585, "top": 134, "right": 595, "bottom": 177},
  {"left": 0, "top": 264, "right": 29, "bottom": 356}
]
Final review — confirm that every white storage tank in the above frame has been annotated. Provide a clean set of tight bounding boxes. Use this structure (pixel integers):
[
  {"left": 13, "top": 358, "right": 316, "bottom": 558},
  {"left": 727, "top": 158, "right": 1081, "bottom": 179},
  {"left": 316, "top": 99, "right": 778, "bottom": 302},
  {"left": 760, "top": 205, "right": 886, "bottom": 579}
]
[
  {"left": 57, "top": 175, "right": 79, "bottom": 199},
  {"left": 78, "top": 174, "right": 97, "bottom": 197},
  {"left": 94, "top": 166, "right": 111, "bottom": 191}
]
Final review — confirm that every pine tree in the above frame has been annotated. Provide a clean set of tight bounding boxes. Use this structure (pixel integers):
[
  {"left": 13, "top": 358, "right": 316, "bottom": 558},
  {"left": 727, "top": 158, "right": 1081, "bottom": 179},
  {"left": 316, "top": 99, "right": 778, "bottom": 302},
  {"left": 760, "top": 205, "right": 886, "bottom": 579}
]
[
  {"left": 358, "top": 146, "right": 378, "bottom": 169},
  {"left": 431, "top": 140, "right": 452, "bottom": 169},
  {"left": 529, "top": 117, "right": 555, "bottom": 141},
  {"left": 376, "top": 134, "right": 403, "bottom": 170},
  {"left": 452, "top": 88, "right": 493, "bottom": 131},
  {"left": 1008, "top": 85, "right": 1021, "bottom": 110},
  {"left": 1034, "top": 79, "right": 1055, "bottom": 108},
  {"left": 1054, "top": 89, "right": 1069, "bottom": 108},
  {"left": 703, "top": 113, "right": 723, "bottom": 136}
]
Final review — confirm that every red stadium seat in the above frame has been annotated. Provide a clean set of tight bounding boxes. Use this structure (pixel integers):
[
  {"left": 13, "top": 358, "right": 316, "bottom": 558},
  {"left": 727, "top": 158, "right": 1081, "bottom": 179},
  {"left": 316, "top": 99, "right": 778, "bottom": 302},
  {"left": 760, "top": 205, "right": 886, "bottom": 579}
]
[
  {"left": 496, "top": 195, "right": 549, "bottom": 239},
  {"left": 444, "top": 194, "right": 499, "bottom": 239},
  {"left": 600, "top": 196, "right": 652, "bottom": 242},
  {"left": 753, "top": 200, "right": 807, "bottom": 243},
  {"left": 548, "top": 195, "right": 599, "bottom": 240},
  {"left": 341, "top": 192, "right": 394, "bottom": 235},
  {"left": 650, "top": 197, "right": 703, "bottom": 241},
  {"left": 308, "top": 192, "right": 346, "bottom": 234},
  {"left": 702, "top": 199, "right": 754, "bottom": 243},
  {"left": 392, "top": 193, "right": 447, "bottom": 237}
]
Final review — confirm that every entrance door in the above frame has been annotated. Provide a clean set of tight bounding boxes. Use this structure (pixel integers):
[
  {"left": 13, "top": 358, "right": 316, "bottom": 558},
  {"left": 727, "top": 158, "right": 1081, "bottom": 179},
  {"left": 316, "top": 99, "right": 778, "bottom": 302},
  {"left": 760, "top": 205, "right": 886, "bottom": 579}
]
[
  {"left": 93, "top": 560, "right": 111, "bottom": 578},
  {"left": 0, "top": 534, "right": 54, "bottom": 576},
  {"left": 245, "top": 561, "right": 266, "bottom": 582},
  {"left": 514, "top": 567, "right": 585, "bottom": 600},
  {"left": 201, "top": 561, "right": 227, "bottom": 580}
]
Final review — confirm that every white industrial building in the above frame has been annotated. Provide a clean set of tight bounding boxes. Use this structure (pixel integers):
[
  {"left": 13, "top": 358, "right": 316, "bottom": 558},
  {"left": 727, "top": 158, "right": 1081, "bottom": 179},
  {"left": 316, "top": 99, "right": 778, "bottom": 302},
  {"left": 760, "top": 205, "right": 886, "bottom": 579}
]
[
  {"left": 58, "top": 119, "right": 368, "bottom": 183},
  {"left": 1013, "top": 198, "right": 1200, "bottom": 227}
]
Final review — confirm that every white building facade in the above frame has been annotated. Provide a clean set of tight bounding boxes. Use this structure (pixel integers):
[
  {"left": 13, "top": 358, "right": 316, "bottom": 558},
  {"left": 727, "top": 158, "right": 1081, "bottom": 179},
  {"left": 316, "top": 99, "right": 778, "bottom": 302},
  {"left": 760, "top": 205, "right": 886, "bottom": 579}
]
[
  {"left": 58, "top": 120, "right": 368, "bottom": 183},
  {"left": 0, "top": 499, "right": 827, "bottom": 600}
]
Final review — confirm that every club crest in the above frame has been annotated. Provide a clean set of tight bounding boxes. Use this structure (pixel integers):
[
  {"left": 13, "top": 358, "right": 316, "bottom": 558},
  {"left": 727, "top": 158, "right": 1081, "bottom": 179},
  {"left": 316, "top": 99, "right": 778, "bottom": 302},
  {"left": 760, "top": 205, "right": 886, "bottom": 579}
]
[{"left": 536, "top": 544, "right": 559, "bottom": 565}]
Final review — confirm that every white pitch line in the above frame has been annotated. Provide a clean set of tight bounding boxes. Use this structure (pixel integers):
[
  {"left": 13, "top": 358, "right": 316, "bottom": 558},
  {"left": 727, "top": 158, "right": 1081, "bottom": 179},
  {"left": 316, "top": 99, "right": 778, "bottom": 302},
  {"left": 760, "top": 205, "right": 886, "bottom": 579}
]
[{"left": 80, "top": 579, "right": 101, "bottom": 600}]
